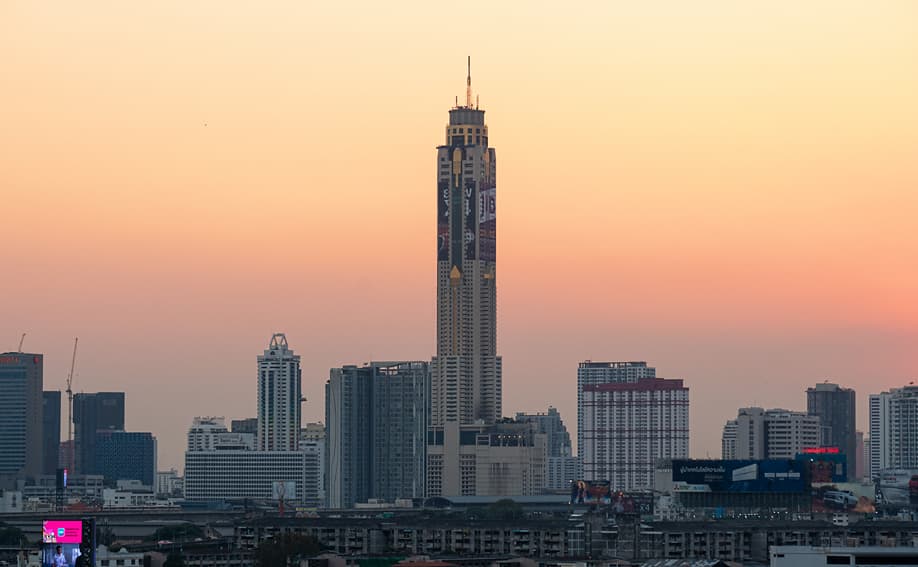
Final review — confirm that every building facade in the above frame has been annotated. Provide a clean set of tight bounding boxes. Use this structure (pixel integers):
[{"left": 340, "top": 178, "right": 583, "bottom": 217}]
[
  {"left": 184, "top": 450, "right": 307, "bottom": 502},
  {"left": 326, "top": 361, "right": 429, "bottom": 508},
  {"left": 42, "top": 390, "right": 61, "bottom": 475},
  {"left": 516, "top": 407, "right": 579, "bottom": 491},
  {"left": 0, "top": 352, "right": 43, "bottom": 480},
  {"left": 95, "top": 430, "right": 157, "bottom": 486},
  {"left": 806, "top": 382, "right": 856, "bottom": 467},
  {"left": 870, "top": 385, "right": 918, "bottom": 472},
  {"left": 73, "top": 391, "right": 125, "bottom": 475},
  {"left": 728, "top": 407, "right": 821, "bottom": 461},
  {"left": 188, "top": 416, "right": 254, "bottom": 452},
  {"left": 577, "top": 361, "right": 656, "bottom": 460},
  {"left": 722, "top": 419, "right": 738, "bottom": 460},
  {"left": 257, "top": 333, "right": 301, "bottom": 452},
  {"left": 300, "top": 422, "right": 325, "bottom": 507},
  {"left": 581, "top": 378, "right": 689, "bottom": 491}
]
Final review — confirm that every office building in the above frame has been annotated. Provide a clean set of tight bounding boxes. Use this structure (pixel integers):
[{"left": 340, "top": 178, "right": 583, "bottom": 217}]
[
  {"left": 95, "top": 430, "right": 157, "bottom": 486},
  {"left": 42, "top": 390, "right": 61, "bottom": 475},
  {"left": 806, "top": 382, "right": 856, "bottom": 466},
  {"left": 870, "top": 385, "right": 918, "bottom": 472},
  {"left": 184, "top": 450, "right": 307, "bottom": 503},
  {"left": 0, "top": 352, "right": 43, "bottom": 480},
  {"left": 730, "top": 407, "right": 821, "bottom": 461},
  {"left": 577, "top": 361, "right": 656, "bottom": 459},
  {"left": 862, "top": 433, "right": 871, "bottom": 480},
  {"left": 187, "top": 416, "right": 254, "bottom": 452},
  {"left": 722, "top": 419, "right": 738, "bottom": 459},
  {"left": 581, "top": 378, "right": 689, "bottom": 491},
  {"left": 257, "top": 333, "right": 301, "bottom": 452},
  {"left": 326, "top": 361, "right": 429, "bottom": 508},
  {"left": 73, "top": 391, "right": 125, "bottom": 475},
  {"left": 516, "top": 407, "right": 579, "bottom": 491}
]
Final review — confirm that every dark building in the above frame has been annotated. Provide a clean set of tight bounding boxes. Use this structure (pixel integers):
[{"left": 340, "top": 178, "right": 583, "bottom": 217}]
[
  {"left": 0, "top": 352, "right": 43, "bottom": 480},
  {"left": 231, "top": 417, "right": 258, "bottom": 434},
  {"left": 73, "top": 392, "right": 125, "bottom": 475},
  {"left": 807, "top": 383, "right": 856, "bottom": 478},
  {"left": 95, "top": 430, "right": 157, "bottom": 485},
  {"left": 42, "top": 391, "right": 61, "bottom": 475},
  {"left": 326, "top": 361, "right": 429, "bottom": 508}
]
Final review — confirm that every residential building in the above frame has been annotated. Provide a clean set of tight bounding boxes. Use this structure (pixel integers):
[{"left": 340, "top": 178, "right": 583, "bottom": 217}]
[
  {"left": 187, "top": 416, "right": 254, "bottom": 452},
  {"left": 155, "top": 468, "right": 183, "bottom": 497},
  {"left": 73, "top": 391, "right": 125, "bottom": 475},
  {"left": 257, "top": 333, "right": 301, "bottom": 452},
  {"left": 326, "top": 361, "right": 429, "bottom": 508},
  {"left": 516, "top": 407, "right": 579, "bottom": 491},
  {"left": 730, "top": 407, "right": 821, "bottom": 461},
  {"left": 806, "top": 382, "right": 856, "bottom": 466},
  {"left": 95, "top": 430, "right": 157, "bottom": 485},
  {"left": 0, "top": 352, "right": 43, "bottom": 480},
  {"left": 577, "top": 361, "right": 656, "bottom": 460},
  {"left": 42, "top": 390, "right": 61, "bottom": 475},
  {"left": 855, "top": 430, "right": 865, "bottom": 481},
  {"left": 581, "top": 378, "right": 689, "bottom": 491},
  {"left": 721, "top": 419, "right": 737, "bottom": 460},
  {"left": 870, "top": 385, "right": 918, "bottom": 472},
  {"left": 300, "top": 423, "right": 325, "bottom": 507}
]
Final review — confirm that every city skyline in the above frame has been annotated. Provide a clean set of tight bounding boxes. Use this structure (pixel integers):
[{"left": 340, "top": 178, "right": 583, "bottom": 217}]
[{"left": 4, "top": 1, "right": 918, "bottom": 472}]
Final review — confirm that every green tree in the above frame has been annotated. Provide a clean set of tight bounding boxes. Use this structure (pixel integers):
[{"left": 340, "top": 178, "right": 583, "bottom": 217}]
[
  {"left": 256, "top": 534, "right": 324, "bottom": 567},
  {"left": 0, "top": 523, "right": 26, "bottom": 546},
  {"left": 164, "top": 551, "right": 186, "bottom": 567},
  {"left": 147, "top": 523, "right": 205, "bottom": 542}
]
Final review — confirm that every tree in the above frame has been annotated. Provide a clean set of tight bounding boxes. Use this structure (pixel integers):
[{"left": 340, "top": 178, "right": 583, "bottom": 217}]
[
  {"left": 148, "top": 523, "right": 205, "bottom": 542},
  {"left": 485, "top": 499, "right": 524, "bottom": 521},
  {"left": 256, "top": 534, "right": 324, "bottom": 566},
  {"left": 164, "top": 551, "right": 186, "bottom": 567},
  {"left": 0, "top": 523, "right": 26, "bottom": 546}
]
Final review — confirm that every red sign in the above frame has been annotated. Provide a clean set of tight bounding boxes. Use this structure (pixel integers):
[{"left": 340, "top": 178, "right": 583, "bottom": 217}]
[
  {"left": 802, "top": 447, "right": 840, "bottom": 454},
  {"left": 0, "top": 355, "right": 21, "bottom": 365}
]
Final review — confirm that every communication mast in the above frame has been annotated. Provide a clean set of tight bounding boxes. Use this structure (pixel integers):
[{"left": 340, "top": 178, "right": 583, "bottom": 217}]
[
  {"left": 18, "top": 333, "right": 26, "bottom": 352},
  {"left": 66, "top": 338, "right": 78, "bottom": 469}
]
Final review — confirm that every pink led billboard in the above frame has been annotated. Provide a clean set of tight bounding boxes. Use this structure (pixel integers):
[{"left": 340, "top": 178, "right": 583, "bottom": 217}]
[{"left": 41, "top": 520, "right": 82, "bottom": 544}]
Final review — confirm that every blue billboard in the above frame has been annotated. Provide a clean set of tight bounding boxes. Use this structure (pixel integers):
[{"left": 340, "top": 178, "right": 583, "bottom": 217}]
[{"left": 672, "top": 460, "right": 806, "bottom": 493}]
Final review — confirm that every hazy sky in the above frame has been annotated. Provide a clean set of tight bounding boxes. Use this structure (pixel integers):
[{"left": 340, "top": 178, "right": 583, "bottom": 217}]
[{"left": 3, "top": 1, "right": 917, "bottom": 472}]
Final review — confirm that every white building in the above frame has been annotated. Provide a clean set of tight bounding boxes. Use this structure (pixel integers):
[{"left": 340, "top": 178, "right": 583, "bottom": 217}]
[
  {"left": 577, "top": 361, "right": 656, "bottom": 459},
  {"left": 184, "top": 450, "right": 307, "bottom": 503},
  {"left": 771, "top": 546, "right": 918, "bottom": 567},
  {"left": 727, "top": 407, "right": 820, "bottom": 460},
  {"left": 581, "top": 378, "right": 689, "bottom": 491},
  {"left": 300, "top": 422, "right": 325, "bottom": 507},
  {"left": 258, "top": 333, "right": 302, "bottom": 452},
  {"left": 870, "top": 385, "right": 918, "bottom": 472},
  {"left": 187, "top": 416, "right": 255, "bottom": 452},
  {"left": 155, "top": 468, "right": 183, "bottom": 497},
  {"left": 722, "top": 419, "right": 737, "bottom": 459}
]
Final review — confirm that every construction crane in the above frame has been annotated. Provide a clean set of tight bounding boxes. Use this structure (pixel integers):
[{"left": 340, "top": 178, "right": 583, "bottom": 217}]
[
  {"left": 66, "top": 338, "right": 78, "bottom": 470},
  {"left": 18, "top": 333, "right": 26, "bottom": 352}
]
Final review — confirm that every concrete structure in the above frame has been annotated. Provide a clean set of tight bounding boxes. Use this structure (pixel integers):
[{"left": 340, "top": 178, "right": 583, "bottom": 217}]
[
  {"left": 771, "top": 546, "right": 918, "bottom": 567},
  {"left": 257, "top": 333, "right": 301, "bottom": 452},
  {"left": 730, "top": 407, "right": 821, "bottom": 460},
  {"left": 580, "top": 378, "right": 689, "bottom": 490},
  {"left": 231, "top": 417, "right": 258, "bottom": 434},
  {"left": 42, "top": 390, "right": 61, "bottom": 476},
  {"left": 73, "top": 391, "right": 125, "bottom": 475},
  {"left": 721, "top": 419, "right": 737, "bottom": 459},
  {"left": 187, "top": 416, "right": 254, "bottom": 452},
  {"left": 577, "top": 361, "right": 656, "bottom": 460},
  {"left": 0, "top": 352, "right": 43, "bottom": 480},
  {"left": 855, "top": 430, "right": 865, "bottom": 481},
  {"left": 95, "top": 430, "right": 157, "bottom": 485},
  {"left": 807, "top": 382, "right": 857, "bottom": 467},
  {"left": 184, "top": 450, "right": 307, "bottom": 502},
  {"left": 326, "top": 361, "right": 429, "bottom": 508},
  {"left": 870, "top": 385, "right": 918, "bottom": 472},
  {"left": 516, "top": 407, "right": 578, "bottom": 491},
  {"left": 155, "top": 468, "right": 182, "bottom": 497},
  {"left": 300, "top": 423, "right": 325, "bottom": 507}
]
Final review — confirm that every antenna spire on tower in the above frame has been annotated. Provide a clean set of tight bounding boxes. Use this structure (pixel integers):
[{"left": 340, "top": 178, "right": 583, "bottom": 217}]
[{"left": 466, "top": 56, "right": 472, "bottom": 108}]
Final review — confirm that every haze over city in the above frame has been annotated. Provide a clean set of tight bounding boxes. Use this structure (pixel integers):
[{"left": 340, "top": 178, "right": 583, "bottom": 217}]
[{"left": 3, "top": 0, "right": 917, "bottom": 473}]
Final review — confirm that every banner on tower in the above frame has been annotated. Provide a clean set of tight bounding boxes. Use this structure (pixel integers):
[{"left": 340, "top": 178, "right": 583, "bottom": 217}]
[
  {"left": 437, "top": 180, "right": 449, "bottom": 261},
  {"left": 464, "top": 180, "right": 477, "bottom": 260},
  {"left": 479, "top": 181, "right": 496, "bottom": 262}
]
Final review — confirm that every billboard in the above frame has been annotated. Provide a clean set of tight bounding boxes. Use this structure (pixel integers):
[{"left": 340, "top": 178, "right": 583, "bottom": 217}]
[
  {"left": 811, "top": 482, "right": 876, "bottom": 513},
  {"left": 437, "top": 180, "right": 450, "bottom": 261},
  {"left": 796, "top": 452, "right": 847, "bottom": 483},
  {"left": 672, "top": 460, "right": 806, "bottom": 493},
  {"left": 41, "top": 519, "right": 92, "bottom": 567},
  {"left": 571, "top": 480, "right": 611, "bottom": 504},
  {"left": 478, "top": 181, "right": 496, "bottom": 262},
  {"left": 876, "top": 469, "right": 918, "bottom": 509},
  {"left": 42, "top": 520, "right": 82, "bottom": 544},
  {"left": 463, "top": 180, "right": 477, "bottom": 260},
  {"left": 272, "top": 481, "right": 296, "bottom": 500}
]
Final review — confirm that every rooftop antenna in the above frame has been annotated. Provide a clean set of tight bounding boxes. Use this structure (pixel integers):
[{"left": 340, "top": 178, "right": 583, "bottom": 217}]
[
  {"left": 66, "top": 337, "right": 78, "bottom": 470},
  {"left": 18, "top": 333, "right": 26, "bottom": 352},
  {"left": 466, "top": 56, "right": 472, "bottom": 108}
]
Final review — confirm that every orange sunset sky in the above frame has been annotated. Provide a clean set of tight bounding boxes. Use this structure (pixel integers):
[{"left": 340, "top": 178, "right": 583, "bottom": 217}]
[{"left": 2, "top": 1, "right": 917, "bottom": 471}]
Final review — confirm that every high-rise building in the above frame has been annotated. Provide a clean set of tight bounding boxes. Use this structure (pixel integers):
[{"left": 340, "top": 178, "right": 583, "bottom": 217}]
[
  {"left": 577, "top": 361, "right": 656, "bottom": 459},
  {"left": 300, "top": 423, "right": 326, "bottom": 507},
  {"left": 806, "top": 382, "right": 856, "bottom": 465},
  {"left": 427, "top": 64, "right": 545, "bottom": 497},
  {"left": 729, "top": 407, "right": 821, "bottom": 461},
  {"left": 95, "top": 430, "right": 157, "bottom": 486},
  {"left": 516, "top": 407, "right": 579, "bottom": 491},
  {"left": 0, "top": 352, "right": 43, "bottom": 480},
  {"left": 869, "top": 385, "right": 918, "bottom": 472},
  {"left": 581, "top": 378, "right": 689, "bottom": 491},
  {"left": 721, "top": 419, "right": 738, "bottom": 460},
  {"left": 855, "top": 430, "right": 865, "bottom": 481},
  {"left": 257, "top": 334, "right": 301, "bottom": 452},
  {"left": 73, "top": 392, "right": 125, "bottom": 475},
  {"left": 187, "top": 416, "right": 254, "bottom": 452},
  {"left": 184, "top": 450, "right": 307, "bottom": 503},
  {"left": 42, "top": 390, "right": 61, "bottom": 475},
  {"left": 326, "top": 361, "right": 429, "bottom": 508},
  {"left": 231, "top": 417, "right": 258, "bottom": 434}
]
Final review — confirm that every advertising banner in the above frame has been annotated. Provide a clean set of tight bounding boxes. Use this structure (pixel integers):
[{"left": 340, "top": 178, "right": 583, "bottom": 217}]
[
  {"left": 437, "top": 180, "right": 449, "bottom": 261},
  {"left": 672, "top": 460, "right": 806, "bottom": 493},
  {"left": 478, "top": 181, "right": 496, "bottom": 262},
  {"left": 42, "top": 521, "right": 82, "bottom": 544},
  {"left": 464, "top": 180, "right": 477, "bottom": 260}
]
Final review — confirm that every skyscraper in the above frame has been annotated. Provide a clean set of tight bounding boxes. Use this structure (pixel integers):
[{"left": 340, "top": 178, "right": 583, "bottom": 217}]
[
  {"left": 73, "top": 391, "right": 125, "bottom": 475},
  {"left": 721, "top": 419, "right": 738, "bottom": 460},
  {"left": 42, "top": 390, "right": 61, "bottom": 475},
  {"left": 427, "top": 62, "right": 546, "bottom": 497},
  {"left": 806, "top": 382, "right": 856, "bottom": 464},
  {"left": 516, "top": 407, "right": 579, "bottom": 490},
  {"left": 870, "top": 385, "right": 918, "bottom": 472},
  {"left": 0, "top": 352, "right": 43, "bottom": 480},
  {"left": 577, "top": 361, "right": 656, "bottom": 459},
  {"left": 728, "top": 407, "right": 821, "bottom": 461},
  {"left": 432, "top": 58, "right": 499, "bottom": 429},
  {"left": 257, "top": 333, "right": 301, "bottom": 452},
  {"left": 95, "top": 430, "right": 157, "bottom": 486}
]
